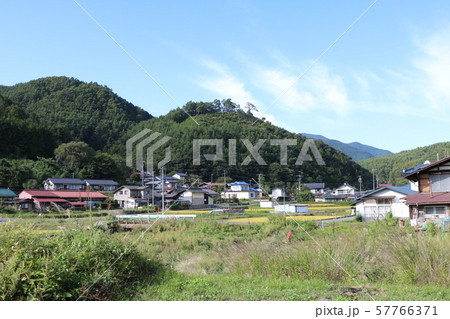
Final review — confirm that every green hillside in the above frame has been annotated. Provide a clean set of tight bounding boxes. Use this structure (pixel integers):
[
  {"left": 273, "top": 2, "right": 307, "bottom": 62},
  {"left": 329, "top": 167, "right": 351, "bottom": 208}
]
[
  {"left": 359, "top": 142, "right": 450, "bottom": 185},
  {"left": 0, "top": 76, "right": 152, "bottom": 151},
  {"left": 0, "top": 93, "right": 60, "bottom": 159},
  {"left": 115, "top": 102, "right": 372, "bottom": 189},
  {"left": 0, "top": 78, "right": 372, "bottom": 191}
]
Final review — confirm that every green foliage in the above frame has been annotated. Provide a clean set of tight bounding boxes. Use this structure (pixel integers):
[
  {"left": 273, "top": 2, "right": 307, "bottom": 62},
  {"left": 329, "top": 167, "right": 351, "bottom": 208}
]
[
  {"left": 119, "top": 110, "right": 371, "bottom": 188},
  {"left": 0, "top": 76, "right": 152, "bottom": 152},
  {"left": 294, "top": 189, "right": 315, "bottom": 202},
  {"left": 355, "top": 214, "right": 363, "bottom": 222},
  {"left": 54, "top": 141, "right": 95, "bottom": 169},
  {"left": 0, "top": 224, "right": 159, "bottom": 300},
  {"left": 360, "top": 141, "right": 450, "bottom": 185},
  {"left": 427, "top": 221, "right": 437, "bottom": 237}
]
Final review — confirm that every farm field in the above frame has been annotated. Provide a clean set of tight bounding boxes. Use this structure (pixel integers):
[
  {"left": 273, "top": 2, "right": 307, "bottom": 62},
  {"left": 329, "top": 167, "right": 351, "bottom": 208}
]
[{"left": 1, "top": 212, "right": 449, "bottom": 301}]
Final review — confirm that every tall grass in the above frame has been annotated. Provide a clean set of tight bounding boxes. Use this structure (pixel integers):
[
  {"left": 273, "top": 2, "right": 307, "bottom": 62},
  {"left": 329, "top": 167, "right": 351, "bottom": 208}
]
[
  {"left": 220, "top": 225, "right": 449, "bottom": 286},
  {"left": 0, "top": 223, "right": 160, "bottom": 300}
]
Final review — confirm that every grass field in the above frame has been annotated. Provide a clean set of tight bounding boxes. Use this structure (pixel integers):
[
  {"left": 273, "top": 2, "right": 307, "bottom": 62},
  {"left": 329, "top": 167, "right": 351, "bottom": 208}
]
[
  {"left": 1, "top": 210, "right": 449, "bottom": 301},
  {"left": 0, "top": 204, "right": 450, "bottom": 300}
]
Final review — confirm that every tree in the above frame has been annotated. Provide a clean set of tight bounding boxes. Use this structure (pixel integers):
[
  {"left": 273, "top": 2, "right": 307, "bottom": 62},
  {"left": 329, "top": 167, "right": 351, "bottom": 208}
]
[{"left": 54, "top": 141, "right": 95, "bottom": 169}]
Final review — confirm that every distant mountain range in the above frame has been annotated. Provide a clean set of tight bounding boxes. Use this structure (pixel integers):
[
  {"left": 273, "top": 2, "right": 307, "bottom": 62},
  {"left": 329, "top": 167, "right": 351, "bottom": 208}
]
[
  {"left": 301, "top": 133, "right": 393, "bottom": 161},
  {"left": 359, "top": 141, "right": 450, "bottom": 186}
]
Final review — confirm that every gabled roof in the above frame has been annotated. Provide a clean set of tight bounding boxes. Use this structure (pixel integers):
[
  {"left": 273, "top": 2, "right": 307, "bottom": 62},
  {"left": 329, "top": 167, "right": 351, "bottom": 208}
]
[
  {"left": 403, "top": 157, "right": 450, "bottom": 181},
  {"left": 304, "top": 183, "right": 325, "bottom": 189},
  {"left": 0, "top": 188, "right": 17, "bottom": 197},
  {"left": 85, "top": 179, "right": 119, "bottom": 186},
  {"left": 173, "top": 173, "right": 187, "bottom": 177},
  {"left": 351, "top": 184, "right": 417, "bottom": 205},
  {"left": 228, "top": 181, "right": 249, "bottom": 186},
  {"left": 45, "top": 178, "right": 84, "bottom": 184}
]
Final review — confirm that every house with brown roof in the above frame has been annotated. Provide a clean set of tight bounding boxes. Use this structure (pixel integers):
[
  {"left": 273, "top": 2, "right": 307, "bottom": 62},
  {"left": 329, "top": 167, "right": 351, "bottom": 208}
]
[
  {"left": 402, "top": 157, "right": 450, "bottom": 226},
  {"left": 19, "top": 190, "right": 108, "bottom": 211}
]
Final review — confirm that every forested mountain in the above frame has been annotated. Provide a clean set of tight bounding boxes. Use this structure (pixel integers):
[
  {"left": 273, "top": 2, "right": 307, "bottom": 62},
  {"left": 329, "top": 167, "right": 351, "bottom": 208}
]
[
  {"left": 0, "top": 93, "right": 60, "bottom": 159},
  {"left": 115, "top": 102, "right": 373, "bottom": 189},
  {"left": 302, "top": 133, "right": 392, "bottom": 161},
  {"left": 0, "top": 77, "right": 372, "bottom": 191},
  {"left": 359, "top": 142, "right": 450, "bottom": 186},
  {"left": 0, "top": 76, "right": 152, "bottom": 151}
]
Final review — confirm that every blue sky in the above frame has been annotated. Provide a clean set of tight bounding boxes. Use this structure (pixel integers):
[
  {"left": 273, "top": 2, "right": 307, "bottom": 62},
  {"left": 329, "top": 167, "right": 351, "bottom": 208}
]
[{"left": 1, "top": 0, "right": 450, "bottom": 153}]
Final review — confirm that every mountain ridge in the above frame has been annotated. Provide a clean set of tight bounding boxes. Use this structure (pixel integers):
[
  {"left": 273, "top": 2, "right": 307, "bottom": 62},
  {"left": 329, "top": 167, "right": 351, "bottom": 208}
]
[{"left": 301, "top": 133, "right": 392, "bottom": 161}]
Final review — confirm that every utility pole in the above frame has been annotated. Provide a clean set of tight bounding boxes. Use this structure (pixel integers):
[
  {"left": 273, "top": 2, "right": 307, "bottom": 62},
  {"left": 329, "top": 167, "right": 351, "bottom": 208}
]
[
  {"left": 223, "top": 170, "right": 226, "bottom": 187},
  {"left": 372, "top": 168, "right": 375, "bottom": 191},
  {"left": 358, "top": 176, "right": 362, "bottom": 192},
  {"left": 376, "top": 175, "right": 379, "bottom": 189},
  {"left": 141, "top": 162, "right": 144, "bottom": 187},
  {"left": 152, "top": 170, "right": 155, "bottom": 206},
  {"left": 297, "top": 175, "right": 302, "bottom": 191},
  {"left": 211, "top": 173, "right": 214, "bottom": 183},
  {"left": 161, "top": 167, "right": 165, "bottom": 213}
]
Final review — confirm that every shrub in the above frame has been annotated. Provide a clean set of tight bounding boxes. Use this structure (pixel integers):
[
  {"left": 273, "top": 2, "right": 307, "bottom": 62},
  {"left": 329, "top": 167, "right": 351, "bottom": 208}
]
[
  {"left": 0, "top": 224, "right": 159, "bottom": 300},
  {"left": 355, "top": 214, "right": 363, "bottom": 222},
  {"left": 427, "top": 221, "right": 437, "bottom": 237}
]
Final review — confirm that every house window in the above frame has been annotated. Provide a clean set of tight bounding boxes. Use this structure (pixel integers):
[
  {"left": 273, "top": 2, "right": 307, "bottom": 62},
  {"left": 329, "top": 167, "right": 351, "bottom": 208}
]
[
  {"left": 430, "top": 174, "right": 450, "bottom": 192},
  {"left": 119, "top": 191, "right": 123, "bottom": 195},
  {"left": 425, "top": 206, "right": 446, "bottom": 215},
  {"left": 377, "top": 198, "right": 390, "bottom": 205},
  {"left": 22, "top": 204, "right": 29, "bottom": 209}
]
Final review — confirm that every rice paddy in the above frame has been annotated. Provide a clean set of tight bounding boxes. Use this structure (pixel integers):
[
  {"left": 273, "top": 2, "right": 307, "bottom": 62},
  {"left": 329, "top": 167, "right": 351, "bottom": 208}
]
[{"left": 227, "top": 215, "right": 337, "bottom": 223}]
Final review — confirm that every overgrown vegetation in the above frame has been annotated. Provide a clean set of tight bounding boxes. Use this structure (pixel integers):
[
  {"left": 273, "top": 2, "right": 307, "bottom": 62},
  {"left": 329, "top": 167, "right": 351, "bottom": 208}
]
[
  {"left": 0, "top": 223, "right": 159, "bottom": 300},
  {"left": 1, "top": 217, "right": 449, "bottom": 300}
]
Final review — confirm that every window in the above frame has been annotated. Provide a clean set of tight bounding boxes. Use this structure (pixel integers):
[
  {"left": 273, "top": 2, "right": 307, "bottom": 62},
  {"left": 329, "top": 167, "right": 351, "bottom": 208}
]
[
  {"left": 430, "top": 174, "right": 450, "bottom": 192},
  {"left": 22, "top": 204, "right": 29, "bottom": 209},
  {"left": 377, "top": 198, "right": 390, "bottom": 205},
  {"left": 425, "top": 206, "right": 446, "bottom": 215}
]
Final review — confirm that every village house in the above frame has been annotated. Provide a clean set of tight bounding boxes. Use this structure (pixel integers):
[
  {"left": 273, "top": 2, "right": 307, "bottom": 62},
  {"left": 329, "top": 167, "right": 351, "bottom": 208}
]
[
  {"left": 221, "top": 181, "right": 260, "bottom": 200},
  {"left": 179, "top": 188, "right": 217, "bottom": 207},
  {"left": 304, "top": 183, "right": 326, "bottom": 194},
  {"left": 172, "top": 173, "right": 188, "bottom": 185},
  {"left": 43, "top": 178, "right": 85, "bottom": 191},
  {"left": 19, "top": 190, "right": 107, "bottom": 211},
  {"left": 271, "top": 187, "right": 286, "bottom": 199},
  {"left": 113, "top": 185, "right": 153, "bottom": 209},
  {"left": 402, "top": 157, "right": 450, "bottom": 226},
  {"left": 85, "top": 179, "right": 119, "bottom": 191},
  {"left": 0, "top": 188, "right": 17, "bottom": 201},
  {"left": 0, "top": 188, "right": 34, "bottom": 212},
  {"left": 351, "top": 184, "right": 417, "bottom": 221}
]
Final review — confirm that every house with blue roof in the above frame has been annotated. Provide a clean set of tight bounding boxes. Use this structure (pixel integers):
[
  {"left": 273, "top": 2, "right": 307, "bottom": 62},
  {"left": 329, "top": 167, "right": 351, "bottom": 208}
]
[
  {"left": 351, "top": 184, "right": 417, "bottom": 221},
  {"left": 221, "top": 181, "right": 260, "bottom": 200}
]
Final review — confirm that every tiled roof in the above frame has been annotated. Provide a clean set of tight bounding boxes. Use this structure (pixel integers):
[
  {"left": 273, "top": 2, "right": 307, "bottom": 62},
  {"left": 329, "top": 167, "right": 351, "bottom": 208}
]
[
  {"left": 85, "top": 179, "right": 119, "bottom": 186},
  {"left": 304, "top": 183, "right": 325, "bottom": 189},
  {"left": 351, "top": 184, "right": 417, "bottom": 205},
  {"left": 0, "top": 188, "right": 17, "bottom": 197},
  {"left": 405, "top": 192, "right": 450, "bottom": 205},
  {"left": 228, "top": 181, "right": 249, "bottom": 186},
  {"left": 20, "top": 190, "right": 107, "bottom": 199},
  {"left": 46, "top": 178, "right": 84, "bottom": 184}
]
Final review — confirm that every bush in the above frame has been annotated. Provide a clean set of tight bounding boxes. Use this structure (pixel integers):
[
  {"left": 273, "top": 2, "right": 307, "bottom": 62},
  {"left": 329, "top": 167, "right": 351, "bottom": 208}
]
[
  {"left": 0, "top": 207, "right": 18, "bottom": 214},
  {"left": 0, "top": 224, "right": 160, "bottom": 300},
  {"left": 427, "top": 221, "right": 437, "bottom": 237},
  {"left": 355, "top": 214, "right": 363, "bottom": 222}
]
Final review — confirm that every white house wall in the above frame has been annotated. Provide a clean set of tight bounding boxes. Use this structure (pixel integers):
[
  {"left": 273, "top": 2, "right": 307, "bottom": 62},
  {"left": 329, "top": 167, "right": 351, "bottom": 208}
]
[{"left": 356, "top": 189, "right": 409, "bottom": 221}]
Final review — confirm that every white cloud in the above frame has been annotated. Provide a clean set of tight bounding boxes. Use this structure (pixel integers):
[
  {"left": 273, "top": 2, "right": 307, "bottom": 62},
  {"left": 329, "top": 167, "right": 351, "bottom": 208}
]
[
  {"left": 196, "top": 59, "right": 259, "bottom": 108},
  {"left": 253, "top": 62, "right": 350, "bottom": 115},
  {"left": 413, "top": 25, "right": 450, "bottom": 111}
]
